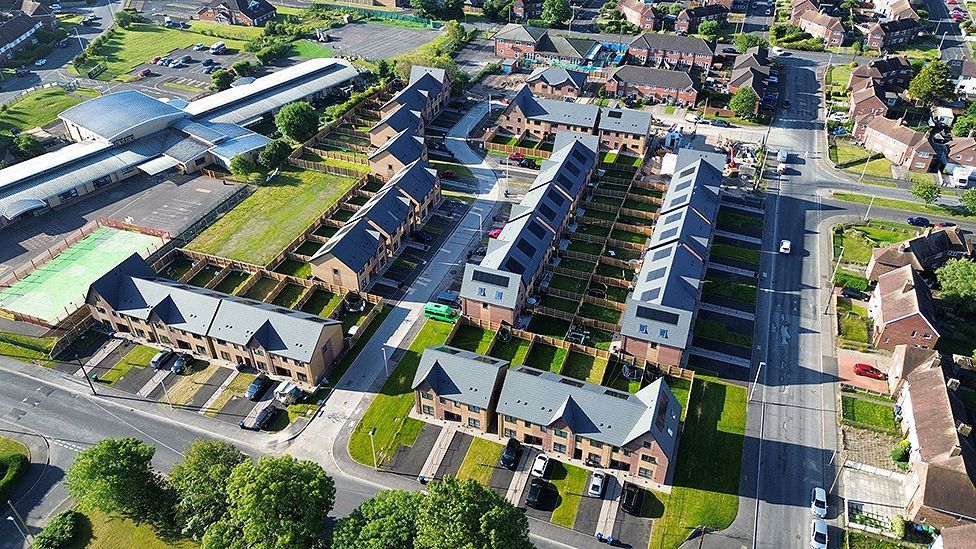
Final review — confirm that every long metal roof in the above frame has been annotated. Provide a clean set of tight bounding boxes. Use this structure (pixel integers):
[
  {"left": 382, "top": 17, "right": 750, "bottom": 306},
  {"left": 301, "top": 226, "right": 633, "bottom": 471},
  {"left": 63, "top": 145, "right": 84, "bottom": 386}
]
[{"left": 58, "top": 90, "right": 186, "bottom": 142}]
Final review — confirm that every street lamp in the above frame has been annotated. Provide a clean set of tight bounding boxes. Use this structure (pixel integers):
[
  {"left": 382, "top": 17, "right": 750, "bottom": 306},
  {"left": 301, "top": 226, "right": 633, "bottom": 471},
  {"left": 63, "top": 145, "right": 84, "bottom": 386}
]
[
  {"left": 5, "top": 516, "right": 28, "bottom": 546},
  {"left": 380, "top": 345, "right": 390, "bottom": 377},
  {"left": 7, "top": 500, "right": 33, "bottom": 545},
  {"left": 824, "top": 245, "right": 844, "bottom": 315},
  {"left": 368, "top": 428, "right": 378, "bottom": 471},
  {"left": 939, "top": 31, "right": 949, "bottom": 52},
  {"left": 749, "top": 361, "right": 765, "bottom": 401}
]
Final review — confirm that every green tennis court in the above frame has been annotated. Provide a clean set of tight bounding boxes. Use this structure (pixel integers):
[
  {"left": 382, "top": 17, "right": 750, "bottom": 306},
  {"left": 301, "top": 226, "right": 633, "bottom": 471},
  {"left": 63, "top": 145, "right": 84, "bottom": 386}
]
[{"left": 0, "top": 227, "right": 165, "bottom": 325}]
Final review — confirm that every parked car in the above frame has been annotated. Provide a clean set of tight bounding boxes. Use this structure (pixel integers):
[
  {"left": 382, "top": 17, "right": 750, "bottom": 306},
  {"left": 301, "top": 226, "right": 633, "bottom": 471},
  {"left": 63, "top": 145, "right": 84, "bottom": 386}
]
[
  {"left": 530, "top": 453, "right": 550, "bottom": 478},
  {"left": 500, "top": 437, "right": 522, "bottom": 469},
  {"left": 685, "top": 113, "right": 703, "bottom": 123},
  {"left": 854, "top": 363, "right": 887, "bottom": 380},
  {"left": 50, "top": 3, "right": 61, "bottom": 11},
  {"left": 525, "top": 478, "right": 548, "bottom": 508},
  {"left": 151, "top": 55, "right": 161, "bottom": 64},
  {"left": 202, "top": 58, "right": 213, "bottom": 66},
  {"left": 438, "top": 169, "right": 456, "bottom": 179},
  {"left": 810, "top": 519, "right": 828, "bottom": 549},
  {"left": 907, "top": 216, "right": 931, "bottom": 227},
  {"left": 156, "top": 57, "right": 171, "bottom": 66},
  {"left": 170, "top": 60, "right": 185, "bottom": 68},
  {"left": 587, "top": 472, "right": 606, "bottom": 498},
  {"left": 621, "top": 482, "right": 644, "bottom": 515},
  {"left": 150, "top": 349, "right": 176, "bottom": 370},
  {"left": 138, "top": 68, "right": 152, "bottom": 77},
  {"left": 411, "top": 230, "right": 434, "bottom": 243},
  {"left": 935, "top": 221, "right": 957, "bottom": 228},
  {"left": 840, "top": 287, "right": 867, "bottom": 301},
  {"left": 204, "top": 65, "right": 218, "bottom": 74},
  {"left": 245, "top": 373, "right": 271, "bottom": 400},
  {"left": 722, "top": 46, "right": 738, "bottom": 53},
  {"left": 519, "top": 158, "right": 537, "bottom": 168},
  {"left": 169, "top": 353, "right": 189, "bottom": 374},
  {"left": 193, "top": 43, "right": 207, "bottom": 51},
  {"left": 710, "top": 119, "right": 731, "bottom": 127},
  {"left": 34, "top": 58, "right": 46, "bottom": 66},
  {"left": 487, "top": 228, "right": 502, "bottom": 238},
  {"left": 764, "top": 8, "right": 771, "bottom": 14},
  {"left": 811, "top": 487, "right": 827, "bottom": 518},
  {"left": 15, "top": 67, "right": 29, "bottom": 77},
  {"left": 180, "top": 54, "right": 192, "bottom": 63},
  {"left": 508, "top": 152, "right": 525, "bottom": 161},
  {"left": 240, "top": 405, "right": 280, "bottom": 430},
  {"left": 779, "top": 239, "right": 792, "bottom": 254}
]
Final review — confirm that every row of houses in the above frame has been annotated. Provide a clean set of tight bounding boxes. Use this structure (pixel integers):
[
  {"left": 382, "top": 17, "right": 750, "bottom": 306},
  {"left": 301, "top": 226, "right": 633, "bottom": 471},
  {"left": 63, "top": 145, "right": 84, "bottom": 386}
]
[
  {"left": 308, "top": 66, "right": 450, "bottom": 293},
  {"left": 790, "top": 0, "right": 924, "bottom": 50},
  {"left": 87, "top": 255, "right": 346, "bottom": 385},
  {"left": 0, "top": 0, "right": 57, "bottom": 67},
  {"left": 729, "top": 46, "right": 771, "bottom": 114},
  {"left": 410, "top": 344, "right": 682, "bottom": 484}
]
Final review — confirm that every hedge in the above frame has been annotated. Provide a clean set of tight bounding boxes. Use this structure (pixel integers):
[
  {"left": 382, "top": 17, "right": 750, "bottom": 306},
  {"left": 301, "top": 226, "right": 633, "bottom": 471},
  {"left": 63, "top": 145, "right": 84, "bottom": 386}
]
[
  {"left": 835, "top": 270, "right": 869, "bottom": 291},
  {"left": 0, "top": 453, "right": 29, "bottom": 496},
  {"left": 34, "top": 510, "right": 80, "bottom": 549}
]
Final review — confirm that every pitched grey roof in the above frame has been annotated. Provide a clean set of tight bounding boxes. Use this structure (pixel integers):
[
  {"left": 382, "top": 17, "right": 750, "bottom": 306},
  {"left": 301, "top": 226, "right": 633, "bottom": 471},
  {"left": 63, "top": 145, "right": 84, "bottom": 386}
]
[
  {"left": 628, "top": 33, "right": 714, "bottom": 56},
  {"left": 368, "top": 128, "right": 425, "bottom": 165},
  {"left": 680, "top": 4, "right": 728, "bottom": 18},
  {"left": 409, "top": 65, "right": 447, "bottom": 87},
  {"left": 535, "top": 34, "right": 597, "bottom": 59},
  {"left": 59, "top": 91, "right": 186, "bottom": 142},
  {"left": 496, "top": 368, "right": 681, "bottom": 452},
  {"left": 383, "top": 69, "right": 445, "bottom": 113},
  {"left": 370, "top": 105, "right": 422, "bottom": 135},
  {"left": 510, "top": 86, "right": 599, "bottom": 128},
  {"left": 525, "top": 66, "right": 588, "bottom": 90},
  {"left": 411, "top": 345, "right": 508, "bottom": 408},
  {"left": 386, "top": 159, "right": 437, "bottom": 204},
  {"left": 598, "top": 106, "right": 652, "bottom": 136},
  {"left": 494, "top": 23, "right": 548, "bottom": 44},
  {"left": 609, "top": 65, "right": 697, "bottom": 91},
  {"left": 349, "top": 185, "right": 412, "bottom": 237},
  {"left": 310, "top": 218, "right": 381, "bottom": 273}
]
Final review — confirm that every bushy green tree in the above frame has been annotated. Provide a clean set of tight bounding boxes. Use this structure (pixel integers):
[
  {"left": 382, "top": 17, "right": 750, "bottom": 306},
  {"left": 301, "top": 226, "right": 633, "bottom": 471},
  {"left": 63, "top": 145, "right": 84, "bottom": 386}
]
[
  {"left": 908, "top": 60, "right": 954, "bottom": 106},
  {"left": 33, "top": 510, "right": 80, "bottom": 549},
  {"left": 274, "top": 101, "right": 319, "bottom": 142},
  {"left": 734, "top": 33, "right": 767, "bottom": 52},
  {"left": 416, "top": 477, "right": 531, "bottom": 549},
  {"left": 229, "top": 154, "right": 256, "bottom": 178},
  {"left": 910, "top": 178, "right": 941, "bottom": 204},
  {"left": 115, "top": 10, "right": 135, "bottom": 29},
  {"left": 698, "top": 20, "right": 719, "bottom": 39},
  {"left": 444, "top": 19, "right": 466, "bottom": 50},
  {"left": 13, "top": 133, "right": 42, "bottom": 158},
  {"left": 333, "top": 490, "right": 423, "bottom": 549},
  {"left": 169, "top": 440, "right": 247, "bottom": 539},
  {"left": 210, "top": 69, "right": 233, "bottom": 91},
  {"left": 961, "top": 188, "right": 976, "bottom": 214},
  {"left": 952, "top": 115, "right": 976, "bottom": 137},
  {"left": 258, "top": 139, "right": 291, "bottom": 169},
  {"left": 729, "top": 87, "right": 758, "bottom": 118},
  {"left": 231, "top": 60, "right": 254, "bottom": 77},
  {"left": 936, "top": 258, "right": 976, "bottom": 313},
  {"left": 542, "top": 0, "right": 572, "bottom": 26}
]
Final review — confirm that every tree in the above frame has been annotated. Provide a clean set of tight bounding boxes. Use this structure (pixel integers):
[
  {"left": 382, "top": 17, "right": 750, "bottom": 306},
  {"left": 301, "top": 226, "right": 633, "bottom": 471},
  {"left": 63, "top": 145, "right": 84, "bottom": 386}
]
[
  {"left": 952, "top": 115, "right": 976, "bottom": 137},
  {"left": 169, "top": 440, "right": 247, "bottom": 539},
  {"left": 851, "top": 39, "right": 863, "bottom": 55},
  {"left": 729, "top": 87, "right": 758, "bottom": 118},
  {"left": 442, "top": 0, "right": 465, "bottom": 20},
  {"left": 229, "top": 154, "right": 256, "bottom": 178},
  {"left": 64, "top": 438, "right": 172, "bottom": 524},
  {"left": 910, "top": 178, "right": 941, "bottom": 204},
  {"left": 275, "top": 101, "right": 319, "bottom": 142},
  {"left": 937, "top": 258, "right": 976, "bottom": 313},
  {"left": 211, "top": 69, "right": 233, "bottom": 91},
  {"left": 908, "top": 60, "right": 954, "bottom": 106},
  {"left": 664, "top": 2, "right": 683, "bottom": 15},
  {"left": 224, "top": 455, "right": 335, "bottom": 548},
  {"left": 734, "top": 33, "right": 767, "bottom": 53},
  {"left": 231, "top": 60, "right": 254, "bottom": 77},
  {"left": 13, "top": 134, "right": 42, "bottom": 158},
  {"left": 416, "top": 477, "right": 531, "bottom": 549},
  {"left": 115, "top": 10, "right": 135, "bottom": 29},
  {"left": 201, "top": 521, "right": 247, "bottom": 549},
  {"left": 482, "top": 0, "right": 514, "bottom": 21},
  {"left": 698, "top": 20, "right": 719, "bottom": 39},
  {"left": 541, "top": 0, "right": 571, "bottom": 25},
  {"left": 333, "top": 490, "right": 423, "bottom": 549},
  {"left": 33, "top": 511, "right": 80, "bottom": 549},
  {"left": 444, "top": 19, "right": 466, "bottom": 50},
  {"left": 410, "top": 0, "right": 439, "bottom": 18},
  {"left": 376, "top": 58, "right": 395, "bottom": 81},
  {"left": 961, "top": 188, "right": 976, "bottom": 214},
  {"left": 258, "top": 139, "right": 291, "bottom": 169}
]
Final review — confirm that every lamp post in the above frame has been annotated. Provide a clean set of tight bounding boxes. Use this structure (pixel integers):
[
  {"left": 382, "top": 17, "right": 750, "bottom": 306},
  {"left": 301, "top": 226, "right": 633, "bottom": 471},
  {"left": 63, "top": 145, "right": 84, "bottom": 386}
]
[
  {"left": 824, "top": 245, "right": 844, "bottom": 315},
  {"left": 5, "top": 516, "right": 28, "bottom": 546},
  {"left": 368, "top": 428, "right": 378, "bottom": 471},
  {"left": 7, "top": 500, "right": 33, "bottom": 545},
  {"left": 380, "top": 345, "right": 390, "bottom": 377},
  {"left": 749, "top": 361, "right": 765, "bottom": 401}
]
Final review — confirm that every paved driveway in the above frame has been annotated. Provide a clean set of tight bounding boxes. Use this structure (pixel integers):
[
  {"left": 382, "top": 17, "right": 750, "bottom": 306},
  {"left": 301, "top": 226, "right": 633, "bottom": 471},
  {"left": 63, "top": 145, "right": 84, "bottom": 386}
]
[
  {"left": 843, "top": 463, "right": 909, "bottom": 526},
  {"left": 838, "top": 350, "right": 889, "bottom": 394}
]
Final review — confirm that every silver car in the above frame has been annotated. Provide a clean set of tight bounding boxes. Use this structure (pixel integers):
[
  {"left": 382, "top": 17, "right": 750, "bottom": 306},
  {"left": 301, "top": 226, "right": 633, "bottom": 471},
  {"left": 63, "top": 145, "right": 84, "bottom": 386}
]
[
  {"left": 587, "top": 472, "right": 606, "bottom": 498},
  {"left": 810, "top": 519, "right": 828, "bottom": 549},
  {"left": 811, "top": 487, "right": 827, "bottom": 518}
]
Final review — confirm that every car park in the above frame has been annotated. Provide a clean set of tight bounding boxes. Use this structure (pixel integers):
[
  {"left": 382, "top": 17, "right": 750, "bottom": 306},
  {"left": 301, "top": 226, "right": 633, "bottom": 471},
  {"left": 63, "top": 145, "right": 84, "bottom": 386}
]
[
  {"left": 150, "top": 349, "right": 176, "bottom": 370},
  {"left": 854, "top": 363, "right": 887, "bottom": 380},
  {"left": 811, "top": 487, "right": 827, "bottom": 518},
  {"left": 245, "top": 373, "right": 271, "bottom": 400},
  {"left": 240, "top": 404, "right": 280, "bottom": 430},
  {"left": 500, "top": 437, "right": 522, "bottom": 469},
  {"left": 840, "top": 287, "right": 867, "bottom": 300},
  {"left": 204, "top": 65, "right": 218, "bottom": 74},
  {"left": 810, "top": 519, "right": 828, "bottom": 549},
  {"left": 779, "top": 239, "right": 791, "bottom": 254},
  {"left": 525, "top": 478, "right": 548, "bottom": 508},
  {"left": 531, "top": 453, "right": 550, "bottom": 478},
  {"left": 907, "top": 216, "right": 931, "bottom": 227},
  {"left": 621, "top": 482, "right": 644, "bottom": 515},
  {"left": 587, "top": 472, "right": 606, "bottom": 497}
]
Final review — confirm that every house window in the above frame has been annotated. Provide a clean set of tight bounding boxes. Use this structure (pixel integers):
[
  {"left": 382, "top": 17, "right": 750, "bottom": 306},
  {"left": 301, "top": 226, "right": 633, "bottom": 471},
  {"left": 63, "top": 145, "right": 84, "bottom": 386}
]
[
  {"left": 332, "top": 268, "right": 339, "bottom": 275},
  {"left": 591, "top": 440, "right": 603, "bottom": 449},
  {"left": 639, "top": 324, "right": 648, "bottom": 334},
  {"left": 524, "top": 420, "right": 532, "bottom": 428},
  {"left": 659, "top": 328, "right": 669, "bottom": 338},
  {"left": 539, "top": 426, "right": 547, "bottom": 434},
  {"left": 643, "top": 441, "right": 652, "bottom": 449},
  {"left": 196, "top": 345, "right": 205, "bottom": 354},
  {"left": 553, "top": 442, "right": 567, "bottom": 453},
  {"left": 641, "top": 454, "right": 656, "bottom": 464},
  {"left": 96, "top": 306, "right": 106, "bottom": 314},
  {"left": 587, "top": 452, "right": 602, "bottom": 463},
  {"left": 422, "top": 405, "right": 435, "bottom": 415},
  {"left": 439, "top": 397, "right": 448, "bottom": 405},
  {"left": 478, "top": 287, "right": 487, "bottom": 297},
  {"left": 160, "top": 335, "right": 171, "bottom": 344},
  {"left": 638, "top": 467, "right": 653, "bottom": 479},
  {"left": 220, "top": 351, "right": 231, "bottom": 361},
  {"left": 254, "top": 349, "right": 264, "bottom": 356},
  {"left": 297, "top": 372, "right": 307, "bottom": 383},
  {"left": 554, "top": 429, "right": 567, "bottom": 438},
  {"left": 910, "top": 330, "right": 917, "bottom": 338},
  {"left": 622, "top": 449, "right": 632, "bottom": 457},
  {"left": 494, "top": 290, "right": 504, "bottom": 300},
  {"left": 421, "top": 391, "right": 433, "bottom": 400},
  {"left": 467, "top": 404, "right": 480, "bottom": 413},
  {"left": 467, "top": 417, "right": 481, "bottom": 429},
  {"left": 505, "top": 415, "right": 516, "bottom": 423},
  {"left": 504, "top": 428, "right": 516, "bottom": 438},
  {"left": 923, "top": 333, "right": 932, "bottom": 339}
]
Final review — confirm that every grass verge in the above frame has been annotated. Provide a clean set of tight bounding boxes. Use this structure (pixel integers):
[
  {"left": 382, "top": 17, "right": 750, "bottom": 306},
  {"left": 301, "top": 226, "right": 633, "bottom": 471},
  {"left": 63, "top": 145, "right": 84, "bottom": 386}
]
[
  {"left": 549, "top": 461, "right": 588, "bottom": 529},
  {"left": 455, "top": 438, "right": 504, "bottom": 486}
]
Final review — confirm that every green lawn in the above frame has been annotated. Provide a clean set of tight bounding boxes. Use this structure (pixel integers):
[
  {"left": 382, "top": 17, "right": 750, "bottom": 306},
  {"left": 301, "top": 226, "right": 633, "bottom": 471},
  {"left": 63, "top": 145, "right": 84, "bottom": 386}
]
[
  {"left": 488, "top": 337, "right": 531, "bottom": 366},
  {"left": 243, "top": 277, "right": 277, "bottom": 301},
  {"left": 67, "top": 509, "right": 197, "bottom": 549},
  {"left": 0, "top": 434, "right": 28, "bottom": 458},
  {"left": 649, "top": 377, "right": 747, "bottom": 549},
  {"left": 300, "top": 289, "right": 341, "bottom": 318},
  {"left": 602, "top": 360, "right": 641, "bottom": 394},
  {"left": 843, "top": 157, "right": 894, "bottom": 179},
  {"left": 832, "top": 192, "right": 976, "bottom": 221},
  {"left": 449, "top": 324, "right": 495, "bottom": 354},
  {"left": 710, "top": 243, "right": 761, "bottom": 265},
  {"left": 549, "top": 274, "right": 588, "bottom": 294},
  {"left": 430, "top": 160, "right": 474, "bottom": 178},
  {"left": 76, "top": 23, "right": 248, "bottom": 80},
  {"left": 187, "top": 169, "right": 357, "bottom": 265},
  {"left": 165, "top": 361, "right": 218, "bottom": 407},
  {"left": 548, "top": 461, "right": 589, "bottom": 529},
  {"left": 349, "top": 320, "right": 454, "bottom": 468},
  {"left": 189, "top": 20, "right": 265, "bottom": 39},
  {"left": 827, "top": 64, "right": 851, "bottom": 89},
  {"left": 540, "top": 295, "right": 579, "bottom": 314},
  {"left": 212, "top": 270, "right": 251, "bottom": 294},
  {"left": 560, "top": 352, "right": 608, "bottom": 384},
  {"left": 523, "top": 343, "right": 567, "bottom": 373},
  {"left": 328, "top": 307, "right": 390, "bottom": 385},
  {"left": 701, "top": 279, "right": 757, "bottom": 304},
  {"left": 716, "top": 211, "right": 763, "bottom": 230},
  {"left": 273, "top": 259, "right": 312, "bottom": 279},
  {"left": 829, "top": 140, "right": 871, "bottom": 165},
  {"left": 834, "top": 222, "right": 917, "bottom": 265},
  {"left": 291, "top": 39, "right": 336, "bottom": 58},
  {"left": 558, "top": 258, "right": 596, "bottom": 273},
  {"left": 666, "top": 375, "right": 692, "bottom": 421},
  {"left": 455, "top": 438, "right": 504, "bottom": 485},
  {"left": 271, "top": 284, "right": 306, "bottom": 308},
  {"left": 0, "top": 331, "right": 56, "bottom": 366},
  {"left": 841, "top": 395, "right": 898, "bottom": 433},
  {"left": 578, "top": 303, "right": 621, "bottom": 324},
  {"left": 101, "top": 345, "right": 157, "bottom": 385},
  {"left": 694, "top": 318, "right": 753, "bottom": 348},
  {"left": 204, "top": 373, "right": 254, "bottom": 417},
  {"left": 0, "top": 87, "right": 99, "bottom": 134}
]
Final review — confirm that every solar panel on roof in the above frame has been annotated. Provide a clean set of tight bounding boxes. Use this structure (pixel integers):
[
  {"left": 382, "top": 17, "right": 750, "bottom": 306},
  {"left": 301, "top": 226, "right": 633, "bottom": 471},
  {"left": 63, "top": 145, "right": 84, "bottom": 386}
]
[
  {"left": 674, "top": 180, "right": 692, "bottom": 192},
  {"left": 571, "top": 148, "right": 588, "bottom": 163},
  {"left": 556, "top": 172, "right": 574, "bottom": 190},
  {"left": 565, "top": 161, "right": 581, "bottom": 176},
  {"left": 659, "top": 227, "right": 679, "bottom": 240},
  {"left": 548, "top": 189, "right": 567, "bottom": 206},
  {"left": 539, "top": 203, "right": 557, "bottom": 221},
  {"left": 515, "top": 239, "right": 535, "bottom": 257},
  {"left": 678, "top": 165, "right": 696, "bottom": 179},
  {"left": 527, "top": 220, "right": 547, "bottom": 239},
  {"left": 636, "top": 306, "right": 680, "bottom": 325},
  {"left": 651, "top": 247, "right": 672, "bottom": 261},
  {"left": 473, "top": 270, "right": 510, "bottom": 287},
  {"left": 646, "top": 267, "right": 667, "bottom": 281},
  {"left": 503, "top": 257, "right": 526, "bottom": 274}
]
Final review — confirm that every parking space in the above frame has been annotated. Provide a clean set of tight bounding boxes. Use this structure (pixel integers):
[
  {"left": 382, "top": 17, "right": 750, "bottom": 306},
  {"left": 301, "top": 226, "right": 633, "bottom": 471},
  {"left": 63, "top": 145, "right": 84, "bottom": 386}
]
[
  {"left": 51, "top": 332, "right": 109, "bottom": 374},
  {"left": 575, "top": 493, "right": 603, "bottom": 535},
  {"left": 213, "top": 388, "right": 263, "bottom": 424},
  {"left": 518, "top": 449, "right": 555, "bottom": 521},
  {"left": 452, "top": 38, "right": 496, "bottom": 75},
  {"left": 839, "top": 350, "right": 889, "bottom": 393},
  {"left": 185, "top": 366, "right": 236, "bottom": 409},
  {"left": 325, "top": 23, "right": 440, "bottom": 60},
  {"left": 612, "top": 502, "right": 653, "bottom": 547},
  {"left": 487, "top": 459, "right": 516, "bottom": 498},
  {"left": 130, "top": 46, "right": 253, "bottom": 98},
  {"left": 86, "top": 340, "right": 135, "bottom": 379},
  {"left": 145, "top": 371, "right": 179, "bottom": 400},
  {"left": 434, "top": 431, "right": 473, "bottom": 480},
  {"left": 114, "top": 363, "right": 160, "bottom": 394},
  {"left": 385, "top": 422, "right": 442, "bottom": 477}
]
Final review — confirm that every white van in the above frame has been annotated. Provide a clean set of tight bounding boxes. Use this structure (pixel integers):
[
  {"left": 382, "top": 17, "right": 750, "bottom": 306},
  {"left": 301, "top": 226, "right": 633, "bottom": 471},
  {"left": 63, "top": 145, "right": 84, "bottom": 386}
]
[
  {"left": 777, "top": 149, "right": 788, "bottom": 163},
  {"left": 209, "top": 41, "right": 226, "bottom": 54}
]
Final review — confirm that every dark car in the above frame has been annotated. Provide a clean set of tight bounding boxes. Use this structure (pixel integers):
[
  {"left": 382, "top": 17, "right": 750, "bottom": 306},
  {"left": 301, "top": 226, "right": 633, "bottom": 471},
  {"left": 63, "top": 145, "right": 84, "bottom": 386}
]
[
  {"left": 150, "top": 349, "right": 176, "bottom": 370},
  {"left": 935, "top": 221, "right": 957, "bottom": 228},
  {"left": 621, "top": 482, "right": 644, "bottom": 515},
  {"left": 169, "top": 353, "right": 190, "bottom": 374},
  {"left": 907, "top": 216, "right": 931, "bottom": 227},
  {"left": 245, "top": 373, "right": 271, "bottom": 400},
  {"left": 518, "top": 158, "right": 537, "bottom": 169},
  {"left": 722, "top": 47, "right": 738, "bottom": 53},
  {"left": 411, "top": 230, "right": 434, "bottom": 243},
  {"left": 710, "top": 119, "right": 731, "bottom": 127},
  {"left": 500, "top": 437, "right": 522, "bottom": 469},
  {"left": 525, "top": 478, "right": 548, "bottom": 508},
  {"left": 240, "top": 405, "right": 280, "bottom": 430},
  {"left": 840, "top": 287, "right": 867, "bottom": 301},
  {"left": 202, "top": 58, "right": 213, "bottom": 66}
]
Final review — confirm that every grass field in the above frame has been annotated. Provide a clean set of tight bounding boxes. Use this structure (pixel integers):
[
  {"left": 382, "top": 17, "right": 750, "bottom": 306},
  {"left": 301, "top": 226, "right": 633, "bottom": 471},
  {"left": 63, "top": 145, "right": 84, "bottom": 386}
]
[
  {"left": 449, "top": 324, "right": 495, "bottom": 354},
  {"left": 430, "top": 160, "right": 474, "bottom": 178},
  {"left": 455, "top": 438, "right": 504, "bottom": 486},
  {"left": 666, "top": 375, "right": 692, "bottom": 421},
  {"left": 694, "top": 318, "right": 753, "bottom": 348},
  {"left": 841, "top": 395, "right": 898, "bottom": 433},
  {"left": 102, "top": 345, "right": 157, "bottom": 385},
  {"left": 212, "top": 271, "right": 251, "bottom": 294},
  {"left": 701, "top": 278, "right": 757, "bottom": 304},
  {"left": 833, "top": 192, "right": 976, "bottom": 221},
  {"left": 829, "top": 140, "right": 871, "bottom": 165},
  {"left": 0, "top": 434, "right": 28, "bottom": 458},
  {"left": 524, "top": 343, "right": 567, "bottom": 373},
  {"left": 300, "top": 289, "right": 342, "bottom": 318},
  {"left": 0, "top": 87, "right": 99, "bottom": 134},
  {"left": 290, "top": 40, "right": 336, "bottom": 58},
  {"left": 649, "top": 377, "right": 747, "bottom": 549},
  {"left": 843, "top": 157, "right": 895, "bottom": 179},
  {"left": 834, "top": 221, "right": 917, "bottom": 265},
  {"left": 67, "top": 509, "right": 197, "bottom": 549},
  {"left": 187, "top": 169, "right": 357, "bottom": 265},
  {"left": 348, "top": 319, "right": 454, "bottom": 468},
  {"left": 548, "top": 461, "right": 589, "bottom": 529},
  {"left": 0, "top": 331, "right": 55, "bottom": 366}
]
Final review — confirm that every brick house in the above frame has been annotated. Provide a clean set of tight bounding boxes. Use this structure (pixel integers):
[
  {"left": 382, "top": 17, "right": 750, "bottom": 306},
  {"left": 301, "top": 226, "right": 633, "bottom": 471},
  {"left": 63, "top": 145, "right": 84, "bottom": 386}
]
[
  {"left": 790, "top": 0, "right": 818, "bottom": 23},
  {"left": 605, "top": 65, "right": 700, "bottom": 106},
  {"left": 944, "top": 138, "right": 976, "bottom": 185},
  {"left": 675, "top": 5, "right": 728, "bottom": 34},
  {"left": 196, "top": 0, "right": 277, "bottom": 27},
  {"left": 866, "top": 227, "right": 973, "bottom": 281},
  {"left": 860, "top": 19, "right": 923, "bottom": 51},
  {"left": 867, "top": 265, "right": 940, "bottom": 351},
  {"left": 493, "top": 24, "right": 597, "bottom": 69},
  {"left": 797, "top": 10, "right": 845, "bottom": 46},
  {"left": 87, "top": 255, "right": 345, "bottom": 385},
  {"left": 861, "top": 116, "right": 936, "bottom": 172},
  {"left": 369, "top": 106, "right": 423, "bottom": 148},
  {"left": 496, "top": 367, "right": 682, "bottom": 485},
  {"left": 513, "top": 0, "right": 542, "bottom": 20},
  {"left": 617, "top": 0, "right": 658, "bottom": 31},
  {"left": 849, "top": 81, "right": 895, "bottom": 121},
  {"left": 847, "top": 57, "right": 913, "bottom": 92},
  {"left": 627, "top": 33, "right": 714, "bottom": 69},
  {"left": 499, "top": 85, "right": 598, "bottom": 142},
  {"left": 0, "top": 12, "right": 56, "bottom": 66},
  {"left": 729, "top": 46, "right": 770, "bottom": 112},
  {"left": 368, "top": 129, "right": 427, "bottom": 180},
  {"left": 598, "top": 106, "right": 653, "bottom": 156},
  {"left": 412, "top": 346, "right": 509, "bottom": 432},
  {"left": 525, "top": 66, "right": 588, "bottom": 99},
  {"left": 874, "top": 0, "right": 920, "bottom": 21},
  {"left": 380, "top": 66, "right": 451, "bottom": 123}
]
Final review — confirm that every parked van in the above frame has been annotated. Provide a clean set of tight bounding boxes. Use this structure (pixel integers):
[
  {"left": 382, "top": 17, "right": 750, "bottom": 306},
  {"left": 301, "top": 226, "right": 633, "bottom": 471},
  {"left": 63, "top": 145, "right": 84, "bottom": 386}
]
[
  {"left": 275, "top": 381, "right": 304, "bottom": 405},
  {"left": 209, "top": 41, "right": 226, "bottom": 54},
  {"left": 423, "top": 302, "right": 459, "bottom": 323},
  {"left": 776, "top": 149, "right": 788, "bottom": 163}
]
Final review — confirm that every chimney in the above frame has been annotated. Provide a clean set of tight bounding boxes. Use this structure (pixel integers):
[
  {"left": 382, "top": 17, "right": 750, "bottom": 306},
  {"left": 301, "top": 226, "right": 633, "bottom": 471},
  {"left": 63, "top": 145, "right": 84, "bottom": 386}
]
[
  {"left": 947, "top": 378, "right": 961, "bottom": 391},
  {"left": 958, "top": 423, "right": 973, "bottom": 438},
  {"left": 902, "top": 278, "right": 914, "bottom": 294}
]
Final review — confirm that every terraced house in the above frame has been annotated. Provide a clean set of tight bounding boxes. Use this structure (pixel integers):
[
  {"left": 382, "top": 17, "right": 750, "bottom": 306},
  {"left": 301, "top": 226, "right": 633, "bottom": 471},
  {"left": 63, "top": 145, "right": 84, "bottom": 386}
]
[
  {"left": 0, "top": 11, "right": 55, "bottom": 66},
  {"left": 379, "top": 66, "right": 451, "bottom": 123},
  {"left": 460, "top": 133, "right": 599, "bottom": 325},
  {"left": 617, "top": 0, "right": 658, "bottom": 31},
  {"left": 796, "top": 9, "right": 845, "bottom": 46},
  {"left": 860, "top": 18, "right": 923, "bottom": 51},
  {"left": 524, "top": 66, "right": 588, "bottom": 99},
  {"left": 626, "top": 33, "right": 714, "bottom": 69},
  {"left": 493, "top": 24, "right": 599, "bottom": 68},
  {"left": 411, "top": 346, "right": 509, "bottom": 431},
  {"left": 597, "top": 106, "right": 653, "bottom": 157},
  {"left": 500, "top": 86, "right": 600, "bottom": 141},
  {"left": 368, "top": 128, "right": 427, "bottom": 180},
  {"left": 675, "top": 5, "right": 728, "bottom": 34},
  {"left": 604, "top": 65, "right": 700, "bottom": 106},
  {"left": 860, "top": 116, "right": 936, "bottom": 172},
  {"left": 87, "top": 255, "right": 345, "bottom": 385},
  {"left": 729, "top": 46, "right": 770, "bottom": 113},
  {"left": 620, "top": 150, "right": 723, "bottom": 368},
  {"left": 368, "top": 106, "right": 423, "bottom": 148}
]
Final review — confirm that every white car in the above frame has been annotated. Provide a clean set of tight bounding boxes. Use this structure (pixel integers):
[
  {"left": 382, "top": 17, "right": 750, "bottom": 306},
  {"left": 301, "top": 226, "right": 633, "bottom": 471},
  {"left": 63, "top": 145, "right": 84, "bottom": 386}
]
[
  {"left": 811, "top": 487, "right": 827, "bottom": 518},
  {"left": 828, "top": 112, "right": 849, "bottom": 122},
  {"left": 771, "top": 46, "right": 784, "bottom": 56},
  {"left": 530, "top": 453, "right": 550, "bottom": 478},
  {"left": 587, "top": 472, "right": 606, "bottom": 497},
  {"left": 685, "top": 113, "right": 703, "bottom": 124},
  {"left": 810, "top": 519, "right": 828, "bottom": 549},
  {"left": 779, "top": 239, "right": 792, "bottom": 254},
  {"left": 34, "top": 58, "right": 46, "bottom": 66}
]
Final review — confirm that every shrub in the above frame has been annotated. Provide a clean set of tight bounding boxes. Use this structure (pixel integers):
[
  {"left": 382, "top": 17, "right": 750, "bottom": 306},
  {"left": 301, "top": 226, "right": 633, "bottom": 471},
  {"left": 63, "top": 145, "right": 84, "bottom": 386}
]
[
  {"left": 34, "top": 510, "right": 80, "bottom": 549},
  {"left": 890, "top": 514, "right": 906, "bottom": 539},
  {"left": 834, "top": 270, "right": 869, "bottom": 291},
  {"left": 0, "top": 453, "right": 29, "bottom": 496},
  {"left": 891, "top": 440, "right": 911, "bottom": 462}
]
